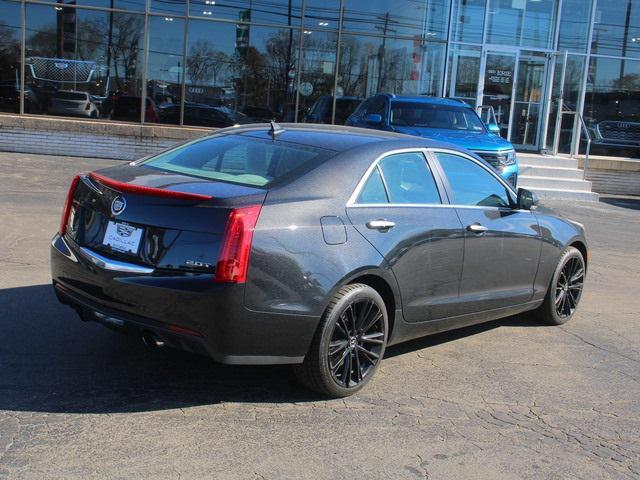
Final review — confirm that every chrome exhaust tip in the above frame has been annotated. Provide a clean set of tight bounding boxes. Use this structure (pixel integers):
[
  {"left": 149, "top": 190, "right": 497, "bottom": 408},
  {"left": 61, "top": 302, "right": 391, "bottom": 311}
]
[{"left": 141, "top": 332, "right": 165, "bottom": 348}]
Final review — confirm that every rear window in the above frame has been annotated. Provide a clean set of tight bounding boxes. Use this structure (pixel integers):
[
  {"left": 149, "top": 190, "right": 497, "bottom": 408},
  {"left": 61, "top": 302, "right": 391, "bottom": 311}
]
[
  {"left": 143, "top": 134, "right": 333, "bottom": 187},
  {"left": 54, "top": 91, "right": 87, "bottom": 100}
]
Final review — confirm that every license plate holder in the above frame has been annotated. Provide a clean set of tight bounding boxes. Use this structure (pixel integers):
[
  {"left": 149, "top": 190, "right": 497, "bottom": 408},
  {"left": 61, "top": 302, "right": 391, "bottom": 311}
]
[{"left": 102, "top": 221, "right": 143, "bottom": 255}]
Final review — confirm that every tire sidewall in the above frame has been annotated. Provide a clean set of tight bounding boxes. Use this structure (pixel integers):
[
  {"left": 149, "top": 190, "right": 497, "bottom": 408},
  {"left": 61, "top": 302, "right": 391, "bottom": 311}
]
[
  {"left": 317, "top": 285, "right": 388, "bottom": 397},
  {"left": 546, "top": 247, "right": 585, "bottom": 325}
]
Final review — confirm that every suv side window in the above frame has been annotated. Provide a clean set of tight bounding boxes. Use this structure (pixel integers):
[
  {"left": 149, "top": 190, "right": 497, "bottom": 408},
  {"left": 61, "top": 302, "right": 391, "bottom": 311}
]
[
  {"left": 436, "top": 153, "right": 512, "bottom": 208},
  {"left": 356, "top": 152, "right": 441, "bottom": 205},
  {"left": 366, "top": 97, "right": 387, "bottom": 116}
]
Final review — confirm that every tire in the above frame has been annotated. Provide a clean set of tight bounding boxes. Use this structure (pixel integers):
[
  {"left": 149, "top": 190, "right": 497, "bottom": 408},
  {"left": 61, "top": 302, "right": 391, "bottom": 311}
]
[
  {"left": 534, "top": 246, "right": 586, "bottom": 325},
  {"left": 294, "top": 283, "right": 388, "bottom": 398}
]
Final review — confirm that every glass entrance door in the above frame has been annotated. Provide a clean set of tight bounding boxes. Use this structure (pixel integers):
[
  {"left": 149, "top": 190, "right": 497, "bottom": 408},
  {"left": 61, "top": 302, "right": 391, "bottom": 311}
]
[
  {"left": 481, "top": 51, "right": 517, "bottom": 139},
  {"left": 511, "top": 55, "right": 547, "bottom": 149}
]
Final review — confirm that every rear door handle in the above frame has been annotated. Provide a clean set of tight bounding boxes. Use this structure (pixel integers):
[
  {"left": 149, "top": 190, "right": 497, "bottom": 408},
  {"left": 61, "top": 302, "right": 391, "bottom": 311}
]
[
  {"left": 467, "top": 223, "right": 489, "bottom": 234},
  {"left": 366, "top": 220, "right": 395, "bottom": 231}
]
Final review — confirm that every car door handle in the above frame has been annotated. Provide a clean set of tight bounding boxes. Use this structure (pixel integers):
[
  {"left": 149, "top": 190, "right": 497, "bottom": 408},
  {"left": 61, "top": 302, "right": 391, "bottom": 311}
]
[
  {"left": 366, "top": 220, "right": 395, "bottom": 231},
  {"left": 467, "top": 223, "right": 489, "bottom": 234}
]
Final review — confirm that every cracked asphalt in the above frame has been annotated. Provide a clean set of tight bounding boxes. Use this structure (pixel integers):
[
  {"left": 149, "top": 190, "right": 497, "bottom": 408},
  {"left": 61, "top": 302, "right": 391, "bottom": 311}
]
[{"left": 1, "top": 152, "right": 639, "bottom": 479}]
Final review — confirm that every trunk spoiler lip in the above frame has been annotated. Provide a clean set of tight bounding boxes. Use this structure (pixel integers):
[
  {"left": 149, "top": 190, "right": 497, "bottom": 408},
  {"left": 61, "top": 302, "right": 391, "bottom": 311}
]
[{"left": 88, "top": 172, "right": 214, "bottom": 201}]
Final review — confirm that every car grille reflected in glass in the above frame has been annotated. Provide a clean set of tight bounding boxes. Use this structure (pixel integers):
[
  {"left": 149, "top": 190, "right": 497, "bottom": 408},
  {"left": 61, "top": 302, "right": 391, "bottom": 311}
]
[{"left": 597, "top": 121, "right": 640, "bottom": 145}]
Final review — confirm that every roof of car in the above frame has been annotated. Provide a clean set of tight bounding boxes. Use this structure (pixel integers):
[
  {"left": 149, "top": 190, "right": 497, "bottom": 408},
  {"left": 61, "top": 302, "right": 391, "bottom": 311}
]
[
  {"left": 381, "top": 94, "right": 471, "bottom": 108},
  {"left": 214, "top": 123, "right": 461, "bottom": 153}
]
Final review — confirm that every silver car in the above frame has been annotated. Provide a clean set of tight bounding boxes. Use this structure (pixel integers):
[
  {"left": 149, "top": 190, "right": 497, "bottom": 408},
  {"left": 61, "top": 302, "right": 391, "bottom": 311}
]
[{"left": 49, "top": 90, "right": 99, "bottom": 118}]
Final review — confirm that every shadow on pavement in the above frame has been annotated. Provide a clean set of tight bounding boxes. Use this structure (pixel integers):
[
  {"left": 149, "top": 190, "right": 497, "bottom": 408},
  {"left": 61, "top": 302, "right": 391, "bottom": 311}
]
[
  {"left": 0, "top": 284, "right": 543, "bottom": 414},
  {"left": 599, "top": 196, "right": 640, "bottom": 211}
]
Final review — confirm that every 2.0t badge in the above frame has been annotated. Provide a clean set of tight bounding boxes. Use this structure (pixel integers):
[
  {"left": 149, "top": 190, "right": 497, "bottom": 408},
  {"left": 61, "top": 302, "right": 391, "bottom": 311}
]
[{"left": 111, "top": 195, "right": 127, "bottom": 216}]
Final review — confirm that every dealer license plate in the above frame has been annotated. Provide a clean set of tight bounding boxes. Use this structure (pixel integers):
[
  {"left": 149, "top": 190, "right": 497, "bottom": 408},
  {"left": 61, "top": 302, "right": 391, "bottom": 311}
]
[{"left": 102, "top": 221, "right": 143, "bottom": 254}]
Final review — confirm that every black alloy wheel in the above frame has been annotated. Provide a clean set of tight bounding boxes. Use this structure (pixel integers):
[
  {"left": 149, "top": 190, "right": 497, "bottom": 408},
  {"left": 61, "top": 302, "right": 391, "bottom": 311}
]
[
  {"left": 294, "top": 284, "right": 388, "bottom": 397},
  {"left": 536, "top": 246, "right": 586, "bottom": 325}
]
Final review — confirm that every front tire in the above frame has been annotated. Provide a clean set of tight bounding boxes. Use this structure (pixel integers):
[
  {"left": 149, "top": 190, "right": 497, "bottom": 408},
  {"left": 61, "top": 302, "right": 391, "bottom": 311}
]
[
  {"left": 294, "top": 284, "right": 388, "bottom": 398},
  {"left": 535, "top": 246, "right": 585, "bottom": 325}
]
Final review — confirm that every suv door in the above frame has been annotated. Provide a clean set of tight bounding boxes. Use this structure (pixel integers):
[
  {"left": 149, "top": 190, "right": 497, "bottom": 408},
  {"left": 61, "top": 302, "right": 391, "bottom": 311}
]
[
  {"left": 346, "top": 150, "right": 465, "bottom": 322},
  {"left": 432, "top": 150, "right": 541, "bottom": 313}
]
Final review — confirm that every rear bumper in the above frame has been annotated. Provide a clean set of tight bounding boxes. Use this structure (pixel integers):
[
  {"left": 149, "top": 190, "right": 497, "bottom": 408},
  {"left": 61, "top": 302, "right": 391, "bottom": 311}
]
[{"left": 51, "top": 234, "right": 318, "bottom": 364}]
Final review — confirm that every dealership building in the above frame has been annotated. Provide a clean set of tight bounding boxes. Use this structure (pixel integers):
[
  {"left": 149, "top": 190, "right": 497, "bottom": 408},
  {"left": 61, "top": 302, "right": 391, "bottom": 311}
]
[{"left": 0, "top": 0, "right": 638, "bottom": 164}]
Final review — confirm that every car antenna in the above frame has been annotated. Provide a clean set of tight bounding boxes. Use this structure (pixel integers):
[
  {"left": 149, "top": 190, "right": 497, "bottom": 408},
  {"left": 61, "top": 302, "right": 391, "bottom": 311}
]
[{"left": 269, "top": 120, "right": 285, "bottom": 140}]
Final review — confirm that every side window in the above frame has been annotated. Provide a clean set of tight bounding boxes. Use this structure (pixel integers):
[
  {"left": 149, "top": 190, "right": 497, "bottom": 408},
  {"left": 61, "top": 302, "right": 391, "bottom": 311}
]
[
  {"left": 357, "top": 167, "right": 388, "bottom": 204},
  {"left": 367, "top": 97, "right": 387, "bottom": 116},
  {"left": 378, "top": 152, "right": 441, "bottom": 204},
  {"left": 352, "top": 99, "right": 371, "bottom": 119},
  {"left": 436, "top": 153, "right": 512, "bottom": 208}
]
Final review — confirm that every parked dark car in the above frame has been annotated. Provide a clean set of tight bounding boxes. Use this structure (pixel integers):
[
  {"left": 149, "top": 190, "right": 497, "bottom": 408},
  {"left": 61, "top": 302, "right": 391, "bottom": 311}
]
[
  {"left": 0, "top": 82, "right": 41, "bottom": 114},
  {"left": 304, "top": 96, "right": 363, "bottom": 125},
  {"left": 51, "top": 124, "right": 587, "bottom": 397},
  {"left": 159, "top": 103, "right": 249, "bottom": 127},
  {"left": 110, "top": 95, "right": 159, "bottom": 123}
]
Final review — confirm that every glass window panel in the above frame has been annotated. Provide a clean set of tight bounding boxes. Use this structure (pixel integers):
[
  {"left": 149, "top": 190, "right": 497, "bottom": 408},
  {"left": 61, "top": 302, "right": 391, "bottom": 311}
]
[
  {"left": 486, "top": 0, "right": 555, "bottom": 48},
  {"left": 146, "top": 15, "right": 184, "bottom": 123},
  {"left": 342, "top": 0, "right": 448, "bottom": 40},
  {"left": 339, "top": 34, "right": 443, "bottom": 98},
  {"left": 558, "top": 0, "right": 593, "bottom": 53},
  {"left": 298, "top": 31, "right": 342, "bottom": 123},
  {"left": 436, "top": 153, "right": 511, "bottom": 208},
  {"left": 592, "top": 1, "right": 640, "bottom": 58},
  {"left": 151, "top": 0, "right": 186, "bottom": 15},
  {"left": 357, "top": 167, "right": 388, "bottom": 204},
  {"left": 25, "top": 4, "right": 143, "bottom": 121},
  {"left": 0, "top": 1, "right": 22, "bottom": 114},
  {"left": 78, "top": 0, "right": 145, "bottom": 12},
  {"left": 185, "top": 22, "right": 298, "bottom": 126},
  {"left": 446, "top": 45, "right": 481, "bottom": 105},
  {"left": 451, "top": 0, "right": 486, "bottom": 43},
  {"left": 379, "top": 152, "right": 441, "bottom": 204},
  {"left": 188, "top": 0, "right": 303, "bottom": 26},
  {"left": 303, "top": 0, "right": 341, "bottom": 30},
  {"left": 584, "top": 57, "right": 640, "bottom": 150}
]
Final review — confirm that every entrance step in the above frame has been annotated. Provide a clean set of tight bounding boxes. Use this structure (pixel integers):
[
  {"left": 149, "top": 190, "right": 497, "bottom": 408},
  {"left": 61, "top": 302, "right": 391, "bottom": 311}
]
[
  {"left": 516, "top": 153, "right": 599, "bottom": 202},
  {"left": 519, "top": 165, "right": 584, "bottom": 179}
]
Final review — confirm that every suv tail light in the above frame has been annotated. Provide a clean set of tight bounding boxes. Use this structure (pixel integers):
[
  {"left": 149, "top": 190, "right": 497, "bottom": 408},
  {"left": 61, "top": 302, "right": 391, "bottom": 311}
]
[
  {"left": 215, "top": 205, "right": 262, "bottom": 284},
  {"left": 85, "top": 102, "right": 91, "bottom": 111},
  {"left": 59, "top": 175, "right": 81, "bottom": 236}
]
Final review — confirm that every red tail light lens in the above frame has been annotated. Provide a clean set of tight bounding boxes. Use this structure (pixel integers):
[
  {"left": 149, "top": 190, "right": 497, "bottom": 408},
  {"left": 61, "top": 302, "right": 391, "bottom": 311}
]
[
  {"left": 85, "top": 103, "right": 91, "bottom": 111},
  {"left": 215, "top": 205, "right": 262, "bottom": 284},
  {"left": 59, "top": 175, "right": 81, "bottom": 236}
]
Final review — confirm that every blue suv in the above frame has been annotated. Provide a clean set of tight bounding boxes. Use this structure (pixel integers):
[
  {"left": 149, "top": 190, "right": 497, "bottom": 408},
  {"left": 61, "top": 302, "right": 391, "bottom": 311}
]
[{"left": 346, "top": 95, "right": 518, "bottom": 186}]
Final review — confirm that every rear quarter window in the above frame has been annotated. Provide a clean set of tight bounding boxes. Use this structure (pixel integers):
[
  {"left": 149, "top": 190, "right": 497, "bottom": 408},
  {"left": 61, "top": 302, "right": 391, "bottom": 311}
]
[{"left": 142, "top": 135, "right": 333, "bottom": 187}]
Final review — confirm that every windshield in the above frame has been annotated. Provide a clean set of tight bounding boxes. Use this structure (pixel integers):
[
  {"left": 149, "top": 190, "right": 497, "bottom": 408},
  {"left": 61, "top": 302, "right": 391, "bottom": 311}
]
[
  {"left": 143, "top": 134, "right": 333, "bottom": 187},
  {"left": 390, "top": 102, "right": 486, "bottom": 132}
]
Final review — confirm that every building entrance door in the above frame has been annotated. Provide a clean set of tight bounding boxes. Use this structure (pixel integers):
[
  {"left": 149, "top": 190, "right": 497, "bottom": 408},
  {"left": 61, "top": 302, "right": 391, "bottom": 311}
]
[{"left": 477, "top": 49, "right": 550, "bottom": 151}]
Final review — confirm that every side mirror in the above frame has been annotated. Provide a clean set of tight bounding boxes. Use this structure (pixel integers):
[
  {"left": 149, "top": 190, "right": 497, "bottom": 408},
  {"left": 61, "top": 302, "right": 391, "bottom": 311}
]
[
  {"left": 487, "top": 123, "right": 501, "bottom": 135},
  {"left": 517, "top": 188, "right": 539, "bottom": 210},
  {"left": 365, "top": 113, "right": 383, "bottom": 125}
]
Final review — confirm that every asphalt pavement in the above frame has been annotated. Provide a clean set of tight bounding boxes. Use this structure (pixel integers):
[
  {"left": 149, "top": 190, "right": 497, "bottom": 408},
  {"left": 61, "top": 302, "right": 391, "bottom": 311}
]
[{"left": 0, "top": 152, "right": 639, "bottom": 479}]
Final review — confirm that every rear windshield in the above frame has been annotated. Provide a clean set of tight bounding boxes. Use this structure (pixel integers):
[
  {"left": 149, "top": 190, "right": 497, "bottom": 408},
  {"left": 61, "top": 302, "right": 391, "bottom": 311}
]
[
  {"left": 142, "top": 134, "right": 333, "bottom": 187},
  {"left": 390, "top": 102, "right": 486, "bottom": 132},
  {"left": 54, "top": 91, "right": 87, "bottom": 100}
]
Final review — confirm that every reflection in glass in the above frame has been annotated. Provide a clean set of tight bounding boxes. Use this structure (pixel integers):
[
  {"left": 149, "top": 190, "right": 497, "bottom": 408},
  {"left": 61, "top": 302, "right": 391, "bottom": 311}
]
[
  {"left": 188, "top": 0, "right": 302, "bottom": 26},
  {"left": 184, "top": 21, "right": 298, "bottom": 126},
  {"left": 451, "top": 0, "right": 485, "bottom": 43},
  {"left": 446, "top": 45, "right": 481, "bottom": 105},
  {"left": 303, "top": 0, "right": 341, "bottom": 29},
  {"left": 0, "top": 1, "right": 23, "bottom": 114},
  {"left": 482, "top": 52, "right": 516, "bottom": 137},
  {"left": 558, "top": 0, "right": 593, "bottom": 53},
  {"left": 339, "top": 34, "right": 444, "bottom": 99},
  {"left": 151, "top": 0, "right": 186, "bottom": 15},
  {"left": 342, "top": 0, "right": 448, "bottom": 40},
  {"left": 486, "top": 0, "right": 555, "bottom": 48},
  {"left": 77, "top": 0, "right": 145, "bottom": 12},
  {"left": 584, "top": 57, "right": 640, "bottom": 149},
  {"left": 591, "top": 1, "right": 640, "bottom": 58},
  {"left": 25, "top": 4, "right": 143, "bottom": 120}
]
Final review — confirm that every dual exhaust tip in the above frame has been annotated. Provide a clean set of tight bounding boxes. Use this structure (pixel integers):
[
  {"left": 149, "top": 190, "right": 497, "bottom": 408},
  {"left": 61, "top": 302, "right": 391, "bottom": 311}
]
[{"left": 141, "top": 332, "right": 165, "bottom": 349}]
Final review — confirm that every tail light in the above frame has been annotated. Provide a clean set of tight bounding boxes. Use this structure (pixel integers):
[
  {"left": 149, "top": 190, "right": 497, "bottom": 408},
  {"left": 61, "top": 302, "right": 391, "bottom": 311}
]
[
  {"left": 146, "top": 104, "right": 158, "bottom": 123},
  {"left": 85, "top": 103, "right": 91, "bottom": 111},
  {"left": 59, "top": 175, "right": 81, "bottom": 236},
  {"left": 215, "top": 205, "right": 262, "bottom": 284}
]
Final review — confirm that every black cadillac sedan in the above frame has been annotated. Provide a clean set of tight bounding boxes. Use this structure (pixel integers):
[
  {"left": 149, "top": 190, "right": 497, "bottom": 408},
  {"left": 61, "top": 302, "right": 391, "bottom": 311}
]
[{"left": 51, "top": 123, "right": 587, "bottom": 397}]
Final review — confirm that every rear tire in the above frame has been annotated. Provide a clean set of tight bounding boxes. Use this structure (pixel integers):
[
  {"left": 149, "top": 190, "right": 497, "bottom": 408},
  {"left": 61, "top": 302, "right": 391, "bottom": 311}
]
[
  {"left": 294, "top": 284, "right": 388, "bottom": 398},
  {"left": 534, "top": 246, "right": 585, "bottom": 325}
]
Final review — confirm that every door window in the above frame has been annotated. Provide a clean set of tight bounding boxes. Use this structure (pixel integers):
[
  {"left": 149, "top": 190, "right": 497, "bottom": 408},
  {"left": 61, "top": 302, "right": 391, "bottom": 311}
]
[
  {"left": 436, "top": 153, "right": 512, "bottom": 208},
  {"left": 357, "top": 152, "right": 441, "bottom": 205}
]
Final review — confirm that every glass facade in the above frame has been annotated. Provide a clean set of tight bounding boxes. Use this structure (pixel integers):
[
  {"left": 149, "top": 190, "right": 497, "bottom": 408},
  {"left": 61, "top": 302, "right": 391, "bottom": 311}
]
[{"left": 0, "top": 0, "right": 639, "bottom": 156}]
